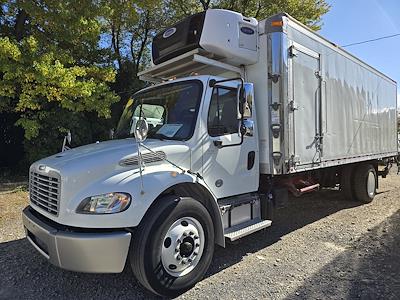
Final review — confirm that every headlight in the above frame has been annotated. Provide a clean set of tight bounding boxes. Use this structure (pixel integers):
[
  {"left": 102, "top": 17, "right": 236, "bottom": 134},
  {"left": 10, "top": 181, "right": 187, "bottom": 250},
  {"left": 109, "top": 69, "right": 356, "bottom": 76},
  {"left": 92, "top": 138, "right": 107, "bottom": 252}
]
[{"left": 76, "top": 192, "right": 131, "bottom": 214}]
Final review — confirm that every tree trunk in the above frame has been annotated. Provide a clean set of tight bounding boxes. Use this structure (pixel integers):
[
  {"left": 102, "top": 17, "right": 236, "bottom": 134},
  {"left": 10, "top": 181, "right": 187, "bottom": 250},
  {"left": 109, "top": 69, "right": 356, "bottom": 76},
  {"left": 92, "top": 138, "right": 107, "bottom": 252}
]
[{"left": 14, "top": 9, "right": 28, "bottom": 41}]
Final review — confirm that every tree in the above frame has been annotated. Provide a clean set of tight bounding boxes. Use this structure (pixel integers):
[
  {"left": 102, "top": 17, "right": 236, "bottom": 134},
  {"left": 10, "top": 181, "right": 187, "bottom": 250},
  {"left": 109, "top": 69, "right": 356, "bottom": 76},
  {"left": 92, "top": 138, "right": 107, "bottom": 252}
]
[
  {"left": 166, "top": 0, "right": 329, "bottom": 30},
  {"left": 0, "top": 0, "right": 118, "bottom": 163}
]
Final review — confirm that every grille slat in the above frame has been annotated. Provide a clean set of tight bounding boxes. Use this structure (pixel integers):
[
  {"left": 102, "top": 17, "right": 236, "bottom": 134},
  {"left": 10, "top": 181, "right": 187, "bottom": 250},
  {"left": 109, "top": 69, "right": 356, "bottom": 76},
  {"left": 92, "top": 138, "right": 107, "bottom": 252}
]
[
  {"left": 31, "top": 187, "right": 58, "bottom": 203},
  {"left": 30, "top": 182, "right": 58, "bottom": 197},
  {"left": 32, "top": 176, "right": 59, "bottom": 187},
  {"left": 30, "top": 171, "right": 60, "bottom": 216},
  {"left": 31, "top": 197, "right": 58, "bottom": 213},
  {"left": 31, "top": 194, "right": 58, "bottom": 209}
]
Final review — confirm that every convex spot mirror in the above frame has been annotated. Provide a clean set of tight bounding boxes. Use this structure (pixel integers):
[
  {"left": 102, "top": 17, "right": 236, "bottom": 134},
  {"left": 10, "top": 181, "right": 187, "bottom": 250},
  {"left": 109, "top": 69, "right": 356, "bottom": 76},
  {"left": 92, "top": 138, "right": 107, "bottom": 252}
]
[{"left": 134, "top": 118, "right": 149, "bottom": 142}]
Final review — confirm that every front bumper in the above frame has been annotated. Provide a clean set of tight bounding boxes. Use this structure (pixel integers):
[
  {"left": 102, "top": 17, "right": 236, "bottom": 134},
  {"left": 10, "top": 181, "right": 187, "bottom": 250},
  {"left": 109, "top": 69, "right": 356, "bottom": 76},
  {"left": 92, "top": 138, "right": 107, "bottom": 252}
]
[{"left": 22, "top": 206, "right": 132, "bottom": 273}]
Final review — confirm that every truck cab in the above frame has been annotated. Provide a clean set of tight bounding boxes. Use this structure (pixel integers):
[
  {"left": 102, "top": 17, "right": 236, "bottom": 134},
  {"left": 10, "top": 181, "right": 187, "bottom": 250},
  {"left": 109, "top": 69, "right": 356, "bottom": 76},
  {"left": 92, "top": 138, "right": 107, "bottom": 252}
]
[{"left": 22, "top": 8, "right": 397, "bottom": 297}]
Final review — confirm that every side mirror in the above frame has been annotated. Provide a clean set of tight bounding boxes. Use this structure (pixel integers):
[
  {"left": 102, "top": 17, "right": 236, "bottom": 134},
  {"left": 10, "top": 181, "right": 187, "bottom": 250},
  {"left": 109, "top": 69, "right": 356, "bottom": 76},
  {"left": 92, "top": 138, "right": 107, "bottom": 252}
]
[
  {"left": 66, "top": 130, "right": 72, "bottom": 144},
  {"left": 237, "top": 83, "right": 254, "bottom": 119},
  {"left": 237, "top": 85, "right": 245, "bottom": 119},
  {"left": 61, "top": 130, "right": 72, "bottom": 152}
]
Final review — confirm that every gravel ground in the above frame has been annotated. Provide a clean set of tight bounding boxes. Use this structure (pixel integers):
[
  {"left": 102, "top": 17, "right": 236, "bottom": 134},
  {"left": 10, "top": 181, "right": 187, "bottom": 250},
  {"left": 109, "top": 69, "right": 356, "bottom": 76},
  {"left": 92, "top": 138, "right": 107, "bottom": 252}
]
[{"left": 0, "top": 172, "right": 399, "bottom": 299}]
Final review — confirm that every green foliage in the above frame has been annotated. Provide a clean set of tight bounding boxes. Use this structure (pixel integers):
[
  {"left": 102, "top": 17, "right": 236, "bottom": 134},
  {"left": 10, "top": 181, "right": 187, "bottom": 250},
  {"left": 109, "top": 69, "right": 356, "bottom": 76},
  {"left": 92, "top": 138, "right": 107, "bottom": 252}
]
[{"left": 0, "top": 35, "right": 118, "bottom": 136}]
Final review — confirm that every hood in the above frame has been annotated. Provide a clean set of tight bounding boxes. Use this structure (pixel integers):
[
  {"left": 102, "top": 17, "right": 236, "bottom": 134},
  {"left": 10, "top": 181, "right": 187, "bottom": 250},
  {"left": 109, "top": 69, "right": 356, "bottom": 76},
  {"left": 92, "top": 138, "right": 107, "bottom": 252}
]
[{"left": 31, "top": 138, "right": 191, "bottom": 190}]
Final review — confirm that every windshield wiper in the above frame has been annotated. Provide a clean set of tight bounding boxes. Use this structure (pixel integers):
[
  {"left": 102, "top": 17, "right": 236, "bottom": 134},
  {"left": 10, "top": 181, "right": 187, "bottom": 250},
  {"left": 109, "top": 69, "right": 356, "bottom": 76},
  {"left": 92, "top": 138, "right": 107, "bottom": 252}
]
[
  {"left": 150, "top": 133, "right": 169, "bottom": 141},
  {"left": 150, "top": 133, "right": 185, "bottom": 141}
]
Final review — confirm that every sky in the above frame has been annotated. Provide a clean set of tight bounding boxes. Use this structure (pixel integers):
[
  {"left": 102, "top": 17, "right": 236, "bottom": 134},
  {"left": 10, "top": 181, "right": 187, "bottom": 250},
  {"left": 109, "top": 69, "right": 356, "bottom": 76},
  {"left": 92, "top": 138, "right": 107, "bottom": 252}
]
[{"left": 319, "top": 0, "right": 400, "bottom": 100}]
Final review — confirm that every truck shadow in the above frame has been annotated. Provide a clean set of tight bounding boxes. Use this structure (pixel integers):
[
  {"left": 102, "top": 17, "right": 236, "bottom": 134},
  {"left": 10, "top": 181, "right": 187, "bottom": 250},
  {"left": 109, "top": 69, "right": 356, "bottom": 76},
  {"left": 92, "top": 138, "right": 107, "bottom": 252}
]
[
  {"left": 0, "top": 189, "right": 362, "bottom": 300},
  {"left": 208, "top": 189, "right": 362, "bottom": 276},
  {"left": 285, "top": 209, "right": 400, "bottom": 299}
]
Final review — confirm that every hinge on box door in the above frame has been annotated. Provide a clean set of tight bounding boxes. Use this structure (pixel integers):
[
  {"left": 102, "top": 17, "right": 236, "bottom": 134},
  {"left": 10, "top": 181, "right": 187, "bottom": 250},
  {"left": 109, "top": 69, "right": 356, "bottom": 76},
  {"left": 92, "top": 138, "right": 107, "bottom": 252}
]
[
  {"left": 289, "top": 45, "right": 297, "bottom": 57},
  {"left": 270, "top": 102, "right": 280, "bottom": 111},
  {"left": 289, "top": 100, "right": 298, "bottom": 111},
  {"left": 272, "top": 151, "right": 282, "bottom": 165},
  {"left": 315, "top": 70, "right": 322, "bottom": 78},
  {"left": 268, "top": 73, "right": 280, "bottom": 83}
]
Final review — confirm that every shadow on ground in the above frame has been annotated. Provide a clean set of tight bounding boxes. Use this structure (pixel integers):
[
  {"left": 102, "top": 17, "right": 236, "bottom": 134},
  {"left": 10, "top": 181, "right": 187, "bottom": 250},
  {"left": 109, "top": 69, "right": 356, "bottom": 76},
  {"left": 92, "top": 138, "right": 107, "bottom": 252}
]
[
  {"left": 286, "top": 209, "right": 400, "bottom": 299},
  {"left": 1, "top": 189, "right": 390, "bottom": 299}
]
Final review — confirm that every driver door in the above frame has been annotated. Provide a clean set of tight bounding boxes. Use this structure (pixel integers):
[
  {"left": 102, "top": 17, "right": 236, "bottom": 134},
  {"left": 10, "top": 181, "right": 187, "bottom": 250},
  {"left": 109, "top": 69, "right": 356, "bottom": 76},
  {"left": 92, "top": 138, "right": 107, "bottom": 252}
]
[{"left": 201, "top": 82, "right": 258, "bottom": 199}]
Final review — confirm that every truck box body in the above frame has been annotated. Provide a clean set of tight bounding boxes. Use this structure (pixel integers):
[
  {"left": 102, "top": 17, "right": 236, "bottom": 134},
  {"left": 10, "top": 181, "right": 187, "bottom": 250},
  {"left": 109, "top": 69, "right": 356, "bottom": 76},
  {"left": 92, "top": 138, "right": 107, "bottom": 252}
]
[{"left": 249, "top": 13, "right": 398, "bottom": 175}]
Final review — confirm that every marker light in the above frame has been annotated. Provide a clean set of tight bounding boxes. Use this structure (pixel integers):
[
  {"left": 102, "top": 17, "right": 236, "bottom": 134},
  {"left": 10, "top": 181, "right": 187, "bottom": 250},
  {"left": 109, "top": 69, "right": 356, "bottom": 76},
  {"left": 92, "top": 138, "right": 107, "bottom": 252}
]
[{"left": 271, "top": 21, "right": 283, "bottom": 27}]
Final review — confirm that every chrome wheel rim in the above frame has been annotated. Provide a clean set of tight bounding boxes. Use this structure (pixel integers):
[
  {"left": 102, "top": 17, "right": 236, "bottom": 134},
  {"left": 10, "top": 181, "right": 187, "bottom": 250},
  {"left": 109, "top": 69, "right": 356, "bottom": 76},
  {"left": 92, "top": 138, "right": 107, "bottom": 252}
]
[
  {"left": 367, "top": 171, "right": 376, "bottom": 197},
  {"left": 161, "top": 217, "right": 205, "bottom": 277}
]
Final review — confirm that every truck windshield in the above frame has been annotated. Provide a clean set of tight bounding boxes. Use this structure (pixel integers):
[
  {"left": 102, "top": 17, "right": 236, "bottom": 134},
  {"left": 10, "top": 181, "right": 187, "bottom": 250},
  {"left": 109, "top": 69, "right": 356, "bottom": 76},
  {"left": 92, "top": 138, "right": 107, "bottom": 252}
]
[{"left": 115, "top": 80, "right": 203, "bottom": 141}]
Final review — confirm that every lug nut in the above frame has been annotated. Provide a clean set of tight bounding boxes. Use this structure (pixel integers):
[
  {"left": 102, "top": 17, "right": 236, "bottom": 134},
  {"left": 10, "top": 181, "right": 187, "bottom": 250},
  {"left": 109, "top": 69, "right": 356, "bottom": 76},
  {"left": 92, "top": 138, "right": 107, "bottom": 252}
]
[
  {"left": 195, "top": 243, "right": 200, "bottom": 247},
  {"left": 175, "top": 248, "right": 179, "bottom": 253},
  {"left": 189, "top": 231, "right": 194, "bottom": 235},
  {"left": 183, "top": 232, "right": 188, "bottom": 237},
  {"left": 177, "top": 255, "right": 181, "bottom": 260},
  {"left": 194, "top": 235, "right": 199, "bottom": 239},
  {"left": 188, "top": 259, "right": 192, "bottom": 263},
  {"left": 194, "top": 252, "right": 198, "bottom": 255}
]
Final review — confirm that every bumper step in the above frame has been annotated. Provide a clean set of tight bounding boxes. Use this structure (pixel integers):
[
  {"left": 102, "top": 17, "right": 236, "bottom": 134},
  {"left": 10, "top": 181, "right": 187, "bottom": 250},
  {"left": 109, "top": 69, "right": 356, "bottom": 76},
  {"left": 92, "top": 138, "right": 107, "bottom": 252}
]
[{"left": 224, "top": 218, "right": 272, "bottom": 241}]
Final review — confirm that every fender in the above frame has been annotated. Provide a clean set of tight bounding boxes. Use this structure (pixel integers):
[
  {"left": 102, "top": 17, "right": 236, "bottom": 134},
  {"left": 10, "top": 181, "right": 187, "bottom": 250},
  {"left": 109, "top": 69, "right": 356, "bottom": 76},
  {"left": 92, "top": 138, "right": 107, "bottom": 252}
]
[
  {"left": 152, "top": 181, "right": 225, "bottom": 247},
  {"left": 58, "top": 164, "right": 224, "bottom": 246}
]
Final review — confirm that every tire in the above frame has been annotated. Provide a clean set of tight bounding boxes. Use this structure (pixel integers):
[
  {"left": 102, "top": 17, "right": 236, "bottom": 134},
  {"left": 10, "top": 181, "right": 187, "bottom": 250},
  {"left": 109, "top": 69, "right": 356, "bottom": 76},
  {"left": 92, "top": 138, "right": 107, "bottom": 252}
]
[
  {"left": 130, "top": 195, "right": 215, "bottom": 297},
  {"left": 340, "top": 165, "right": 354, "bottom": 201},
  {"left": 353, "top": 164, "right": 377, "bottom": 203}
]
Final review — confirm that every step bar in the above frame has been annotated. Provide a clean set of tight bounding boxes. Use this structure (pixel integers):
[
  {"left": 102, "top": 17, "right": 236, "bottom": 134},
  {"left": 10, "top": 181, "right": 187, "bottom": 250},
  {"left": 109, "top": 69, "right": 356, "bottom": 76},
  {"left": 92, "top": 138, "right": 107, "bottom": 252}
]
[{"left": 224, "top": 218, "right": 272, "bottom": 241}]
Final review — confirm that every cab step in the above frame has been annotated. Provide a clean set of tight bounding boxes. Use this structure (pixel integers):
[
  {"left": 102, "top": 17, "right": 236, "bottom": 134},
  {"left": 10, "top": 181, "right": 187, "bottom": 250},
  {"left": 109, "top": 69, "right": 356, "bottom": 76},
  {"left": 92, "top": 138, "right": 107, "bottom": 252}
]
[{"left": 224, "top": 218, "right": 272, "bottom": 241}]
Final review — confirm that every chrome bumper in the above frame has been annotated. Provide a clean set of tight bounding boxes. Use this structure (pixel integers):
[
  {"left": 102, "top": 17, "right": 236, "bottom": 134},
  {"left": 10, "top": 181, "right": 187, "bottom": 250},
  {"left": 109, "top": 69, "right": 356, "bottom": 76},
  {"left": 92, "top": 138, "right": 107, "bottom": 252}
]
[{"left": 22, "top": 206, "right": 132, "bottom": 273}]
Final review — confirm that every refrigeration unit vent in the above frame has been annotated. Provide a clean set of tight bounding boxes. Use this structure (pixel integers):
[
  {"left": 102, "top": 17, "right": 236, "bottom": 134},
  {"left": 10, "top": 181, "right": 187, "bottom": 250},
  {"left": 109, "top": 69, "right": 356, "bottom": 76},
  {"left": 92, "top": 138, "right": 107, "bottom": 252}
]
[{"left": 152, "top": 12, "right": 206, "bottom": 65}]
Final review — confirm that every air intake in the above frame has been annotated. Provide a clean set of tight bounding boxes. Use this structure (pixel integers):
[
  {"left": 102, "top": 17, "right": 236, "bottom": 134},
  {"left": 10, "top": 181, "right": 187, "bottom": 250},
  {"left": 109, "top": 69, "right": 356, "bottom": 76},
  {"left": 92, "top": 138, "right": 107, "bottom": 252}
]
[{"left": 119, "top": 151, "right": 166, "bottom": 166}]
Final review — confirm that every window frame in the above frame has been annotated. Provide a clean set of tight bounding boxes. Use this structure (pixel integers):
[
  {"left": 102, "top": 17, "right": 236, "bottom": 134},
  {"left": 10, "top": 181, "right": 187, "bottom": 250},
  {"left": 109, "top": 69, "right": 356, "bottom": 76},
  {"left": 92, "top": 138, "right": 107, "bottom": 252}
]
[
  {"left": 207, "top": 85, "right": 239, "bottom": 137},
  {"left": 119, "top": 79, "right": 203, "bottom": 141}
]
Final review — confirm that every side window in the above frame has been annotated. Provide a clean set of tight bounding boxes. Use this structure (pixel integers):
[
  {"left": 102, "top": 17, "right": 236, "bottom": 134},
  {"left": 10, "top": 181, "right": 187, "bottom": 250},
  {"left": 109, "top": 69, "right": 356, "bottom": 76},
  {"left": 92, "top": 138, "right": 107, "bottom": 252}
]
[{"left": 207, "top": 87, "right": 238, "bottom": 137}]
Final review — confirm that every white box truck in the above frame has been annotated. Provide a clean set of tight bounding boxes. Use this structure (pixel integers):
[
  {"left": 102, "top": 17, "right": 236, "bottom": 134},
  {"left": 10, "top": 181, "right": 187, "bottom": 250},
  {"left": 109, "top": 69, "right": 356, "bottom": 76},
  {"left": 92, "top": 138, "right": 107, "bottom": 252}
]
[{"left": 22, "top": 9, "right": 398, "bottom": 296}]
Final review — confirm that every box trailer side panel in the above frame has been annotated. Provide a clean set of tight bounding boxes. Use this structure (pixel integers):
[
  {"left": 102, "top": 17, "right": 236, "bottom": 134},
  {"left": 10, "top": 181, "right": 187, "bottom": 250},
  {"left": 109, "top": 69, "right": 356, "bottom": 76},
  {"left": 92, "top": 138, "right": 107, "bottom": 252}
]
[{"left": 259, "top": 13, "right": 398, "bottom": 174}]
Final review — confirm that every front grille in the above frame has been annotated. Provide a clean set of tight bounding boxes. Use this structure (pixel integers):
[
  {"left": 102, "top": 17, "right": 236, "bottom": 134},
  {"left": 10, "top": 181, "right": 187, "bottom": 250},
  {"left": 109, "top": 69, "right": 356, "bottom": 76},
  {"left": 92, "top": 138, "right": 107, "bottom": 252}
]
[{"left": 30, "top": 172, "right": 60, "bottom": 216}]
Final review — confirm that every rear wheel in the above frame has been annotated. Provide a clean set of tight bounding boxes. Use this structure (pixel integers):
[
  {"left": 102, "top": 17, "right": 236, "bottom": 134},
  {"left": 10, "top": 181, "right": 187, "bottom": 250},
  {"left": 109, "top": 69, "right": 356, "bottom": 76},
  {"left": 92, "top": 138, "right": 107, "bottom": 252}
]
[
  {"left": 353, "top": 164, "right": 377, "bottom": 203},
  {"left": 130, "top": 196, "right": 215, "bottom": 297}
]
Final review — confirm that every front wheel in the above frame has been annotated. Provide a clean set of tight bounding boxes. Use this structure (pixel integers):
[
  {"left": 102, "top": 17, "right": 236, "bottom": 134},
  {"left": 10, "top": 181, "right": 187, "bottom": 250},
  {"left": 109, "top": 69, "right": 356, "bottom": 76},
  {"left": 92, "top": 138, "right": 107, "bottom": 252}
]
[{"left": 130, "top": 196, "right": 215, "bottom": 297}]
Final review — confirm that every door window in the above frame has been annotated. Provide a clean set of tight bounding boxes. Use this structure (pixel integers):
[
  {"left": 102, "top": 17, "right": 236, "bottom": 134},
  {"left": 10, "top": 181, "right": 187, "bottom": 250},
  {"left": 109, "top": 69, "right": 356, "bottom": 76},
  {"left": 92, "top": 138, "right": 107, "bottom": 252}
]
[{"left": 207, "top": 87, "right": 238, "bottom": 137}]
